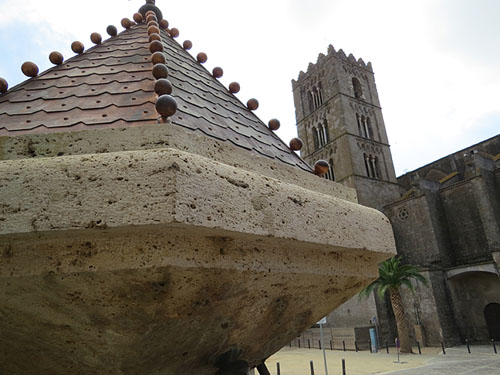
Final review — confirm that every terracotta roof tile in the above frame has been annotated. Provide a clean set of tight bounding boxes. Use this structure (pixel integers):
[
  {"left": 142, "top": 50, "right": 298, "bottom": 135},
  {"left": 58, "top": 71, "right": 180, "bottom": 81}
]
[{"left": 0, "top": 18, "right": 312, "bottom": 172}]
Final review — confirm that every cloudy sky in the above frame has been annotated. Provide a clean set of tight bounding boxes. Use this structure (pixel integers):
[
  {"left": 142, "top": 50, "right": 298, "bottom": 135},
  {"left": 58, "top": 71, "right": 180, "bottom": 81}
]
[{"left": 0, "top": 0, "right": 498, "bottom": 175}]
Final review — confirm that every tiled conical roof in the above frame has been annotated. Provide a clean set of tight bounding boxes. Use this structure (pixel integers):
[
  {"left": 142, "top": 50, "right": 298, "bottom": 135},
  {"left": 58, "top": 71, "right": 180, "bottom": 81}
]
[{"left": 0, "top": 3, "right": 311, "bottom": 172}]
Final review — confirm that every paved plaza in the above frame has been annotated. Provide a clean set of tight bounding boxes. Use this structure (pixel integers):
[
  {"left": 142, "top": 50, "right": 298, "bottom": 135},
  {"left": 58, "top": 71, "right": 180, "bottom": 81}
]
[{"left": 266, "top": 345, "right": 500, "bottom": 375}]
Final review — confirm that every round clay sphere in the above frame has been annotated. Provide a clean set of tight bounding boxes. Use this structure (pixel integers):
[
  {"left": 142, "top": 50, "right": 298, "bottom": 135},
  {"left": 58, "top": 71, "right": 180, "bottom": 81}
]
[
  {"left": 21, "top": 61, "right": 39, "bottom": 77},
  {"left": 289, "top": 138, "right": 304, "bottom": 151},
  {"left": 314, "top": 160, "right": 330, "bottom": 176},
  {"left": 156, "top": 94, "right": 177, "bottom": 117},
  {"left": 169, "top": 28, "right": 179, "bottom": 38},
  {"left": 149, "top": 33, "right": 161, "bottom": 42},
  {"left": 152, "top": 64, "right": 169, "bottom": 79},
  {"left": 71, "top": 41, "right": 85, "bottom": 54},
  {"left": 159, "top": 19, "right": 169, "bottom": 29},
  {"left": 49, "top": 51, "right": 64, "bottom": 65},
  {"left": 229, "top": 82, "right": 240, "bottom": 94},
  {"left": 151, "top": 51, "right": 166, "bottom": 65},
  {"left": 197, "top": 52, "right": 207, "bottom": 63},
  {"left": 183, "top": 40, "right": 193, "bottom": 50},
  {"left": 146, "top": 14, "right": 157, "bottom": 23},
  {"left": 148, "top": 25, "right": 160, "bottom": 35},
  {"left": 121, "top": 18, "right": 133, "bottom": 29},
  {"left": 150, "top": 40, "right": 164, "bottom": 53},
  {"left": 107, "top": 25, "right": 118, "bottom": 37},
  {"left": 212, "top": 67, "right": 223, "bottom": 78},
  {"left": 90, "top": 32, "right": 102, "bottom": 45},
  {"left": 0, "top": 78, "right": 8, "bottom": 94},
  {"left": 133, "top": 13, "right": 144, "bottom": 23},
  {"left": 154, "top": 78, "right": 173, "bottom": 96},
  {"left": 268, "top": 119, "right": 280, "bottom": 131},
  {"left": 247, "top": 98, "right": 259, "bottom": 111}
]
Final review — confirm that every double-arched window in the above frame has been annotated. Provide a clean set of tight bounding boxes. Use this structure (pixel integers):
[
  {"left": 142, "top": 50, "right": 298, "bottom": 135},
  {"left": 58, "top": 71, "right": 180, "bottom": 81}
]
[
  {"left": 308, "top": 84, "right": 324, "bottom": 112},
  {"left": 364, "top": 153, "right": 381, "bottom": 179},
  {"left": 356, "top": 113, "right": 374, "bottom": 139},
  {"left": 312, "top": 119, "right": 330, "bottom": 150}
]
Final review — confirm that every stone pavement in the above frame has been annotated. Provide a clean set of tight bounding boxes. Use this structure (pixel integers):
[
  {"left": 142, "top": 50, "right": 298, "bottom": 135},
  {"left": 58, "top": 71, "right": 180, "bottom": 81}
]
[
  {"left": 380, "top": 346, "right": 500, "bottom": 375},
  {"left": 266, "top": 345, "right": 500, "bottom": 375}
]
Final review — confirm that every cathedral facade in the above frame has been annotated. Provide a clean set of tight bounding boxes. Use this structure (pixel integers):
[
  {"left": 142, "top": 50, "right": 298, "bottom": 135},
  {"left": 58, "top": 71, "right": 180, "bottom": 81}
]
[{"left": 293, "top": 46, "right": 500, "bottom": 346}]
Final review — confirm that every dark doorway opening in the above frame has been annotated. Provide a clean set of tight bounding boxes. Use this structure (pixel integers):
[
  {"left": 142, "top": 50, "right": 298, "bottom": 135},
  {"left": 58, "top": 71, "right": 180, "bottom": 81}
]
[{"left": 484, "top": 303, "right": 500, "bottom": 340}]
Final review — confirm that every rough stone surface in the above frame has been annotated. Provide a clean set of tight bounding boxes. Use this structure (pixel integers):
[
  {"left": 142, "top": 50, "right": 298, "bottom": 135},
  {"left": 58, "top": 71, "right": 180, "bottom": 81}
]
[
  {"left": 0, "top": 124, "right": 356, "bottom": 203},
  {"left": 0, "top": 123, "right": 396, "bottom": 373}
]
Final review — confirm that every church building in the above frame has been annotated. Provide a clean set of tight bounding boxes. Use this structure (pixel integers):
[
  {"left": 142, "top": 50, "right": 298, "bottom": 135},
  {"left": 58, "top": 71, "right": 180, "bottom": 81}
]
[{"left": 293, "top": 46, "right": 500, "bottom": 346}]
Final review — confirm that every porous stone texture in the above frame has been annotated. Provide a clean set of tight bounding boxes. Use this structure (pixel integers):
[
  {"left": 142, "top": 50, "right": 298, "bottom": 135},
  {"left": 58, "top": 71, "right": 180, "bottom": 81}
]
[
  {"left": 0, "top": 123, "right": 357, "bottom": 203},
  {"left": 0, "top": 125, "right": 396, "bottom": 373}
]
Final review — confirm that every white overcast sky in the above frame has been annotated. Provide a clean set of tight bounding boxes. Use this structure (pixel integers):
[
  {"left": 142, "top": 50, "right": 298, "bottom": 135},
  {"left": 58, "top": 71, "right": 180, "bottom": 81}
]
[{"left": 0, "top": 0, "right": 498, "bottom": 175}]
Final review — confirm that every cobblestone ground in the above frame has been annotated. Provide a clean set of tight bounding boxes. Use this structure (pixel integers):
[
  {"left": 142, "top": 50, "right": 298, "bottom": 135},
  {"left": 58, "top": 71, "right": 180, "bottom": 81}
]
[
  {"left": 380, "top": 346, "right": 500, "bottom": 375},
  {"left": 266, "top": 345, "right": 500, "bottom": 375}
]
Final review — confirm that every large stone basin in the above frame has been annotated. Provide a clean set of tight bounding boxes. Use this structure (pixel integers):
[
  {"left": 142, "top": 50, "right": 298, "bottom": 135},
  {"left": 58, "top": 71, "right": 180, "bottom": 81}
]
[{"left": 0, "top": 125, "right": 396, "bottom": 374}]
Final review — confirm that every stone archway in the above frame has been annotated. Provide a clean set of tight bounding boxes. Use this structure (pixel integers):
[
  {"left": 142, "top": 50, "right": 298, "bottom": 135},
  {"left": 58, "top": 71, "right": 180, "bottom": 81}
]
[
  {"left": 447, "top": 270, "right": 500, "bottom": 341},
  {"left": 484, "top": 303, "right": 500, "bottom": 340}
]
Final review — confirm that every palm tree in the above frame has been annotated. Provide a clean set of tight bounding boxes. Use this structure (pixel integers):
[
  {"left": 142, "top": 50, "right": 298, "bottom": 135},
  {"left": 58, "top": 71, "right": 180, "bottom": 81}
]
[{"left": 359, "top": 256, "right": 427, "bottom": 353}]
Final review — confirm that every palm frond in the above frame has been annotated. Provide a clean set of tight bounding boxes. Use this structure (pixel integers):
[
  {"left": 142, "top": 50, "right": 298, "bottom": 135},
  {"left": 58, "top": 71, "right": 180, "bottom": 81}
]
[{"left": 358, "top": 256, "right": 428, "bottom": 298}]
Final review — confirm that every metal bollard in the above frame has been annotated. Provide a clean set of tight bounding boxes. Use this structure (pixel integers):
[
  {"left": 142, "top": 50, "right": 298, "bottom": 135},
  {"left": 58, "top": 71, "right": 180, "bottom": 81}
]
[
  {"left": 417, "top": 341, "right": 422, "bottom": 355},
  {"left": 355, "top": 340, "right": 358, "bottom": 352},
  {"left": 466, "top": 339, "right": 471, "bottom": 354},
  {"left": 308, "top": 339, "right": 311, "bottom": 349},
  {"left": 330, "top": 340, "right": 333, "bottom": 350},
  {"left": 385, "top": 340, "right": 389, "bottom": 354},
  {"left": 319, "top": 340, "right": 321, "bottom": 350},
  {"left": 310, "top": 360, "right": 315, "bottom": 375},
  {"left": 492, "top": 339, "right": 497, "bottom": 354},
  {"left": 342, "top": 358, "right": 346, "bottom": 375},
  {"left": 298, "top": 339, "right": 301, "bottom": 348},
  {"left": 441, "top": 342, "right": 446, "bottom": 355},
  {"left": 277, "top": 362, "right": 281, "bottom": 375},
  {"left": 343, "top": 340, "right": 346, "bottom": 352}
]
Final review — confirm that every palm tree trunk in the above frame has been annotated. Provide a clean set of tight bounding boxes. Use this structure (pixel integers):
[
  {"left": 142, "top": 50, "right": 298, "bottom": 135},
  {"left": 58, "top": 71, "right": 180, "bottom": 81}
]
[{"left": 389, "top": 287, "right": 413, "bottom": 353}]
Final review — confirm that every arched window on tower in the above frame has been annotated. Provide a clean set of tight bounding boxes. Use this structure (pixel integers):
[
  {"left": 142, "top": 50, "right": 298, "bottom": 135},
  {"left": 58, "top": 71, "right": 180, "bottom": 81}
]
[
  {"left": 372, "top": 156, "right": 381, "bottom": 179},
  {"left": 312, "top": 87, "right": 320, "bottom": 109},
  {"left": 360, "top": 115, "right": 367, "bottom": 138},
  {"left": 318, "top": 83, "right": 324, "bottom": 106},
  {"left": 312, "top": 127, "right": 319, "bottom": 150},
  {"left": 352, "top": 77, "right": 363, "bottom": 99},
  {"left": 323, "top": 119, "right": 329, "bottom": 144},
  {"left": 364, "top": 154, "right": 381, "bottom": 179},
  {"left": 318, "top": 123, "right": 325, "bottom": 146},
  {"left": 364, "top": 153, "right": 371, "bottom": 178},
  {"left": 308, "top": 91, "right": 314, "bottom": 112},
  {"left": 356, "top": 113, "right": 362, "bottom": 136},
  {"left": 366, "top": 117, "right": 374, "bottom": 139}
]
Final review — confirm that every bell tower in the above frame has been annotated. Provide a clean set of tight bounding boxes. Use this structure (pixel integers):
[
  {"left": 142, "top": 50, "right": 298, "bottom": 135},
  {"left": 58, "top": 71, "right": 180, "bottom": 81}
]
[{"left": 292, "top": 46, "right": 399, "bottom": 210}]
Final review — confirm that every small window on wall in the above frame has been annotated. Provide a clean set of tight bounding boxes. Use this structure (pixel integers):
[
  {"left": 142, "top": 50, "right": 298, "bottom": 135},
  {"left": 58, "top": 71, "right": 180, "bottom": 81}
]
[
  {"left": 323, "top": 119, "right": 329, "bottom": 143},
  {"left": 318, "top": 83, "right": 324, "bottom": 105},
  {"left": 308, "top": 91, "right": 314, "bottom": 112},
  {"left": 366, "top": 117, "right": 374, "bottom": 139},
  {"left": 356, "top": 113, "right": 362, "bottom": 136},
  {"left": 312, "top": 127, "right": 319, "bottom": 150},
  {"left": 364, "top": 153, "right": 381, "bottom": 179},
  {"left": 352, "top": 77, "right": 363, "bottom": 99}
]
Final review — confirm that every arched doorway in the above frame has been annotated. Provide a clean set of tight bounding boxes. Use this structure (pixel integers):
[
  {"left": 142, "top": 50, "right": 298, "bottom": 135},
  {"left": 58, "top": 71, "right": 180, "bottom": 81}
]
[{"left": 484, "top": 303, "right": 500, "bottom": 340}]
